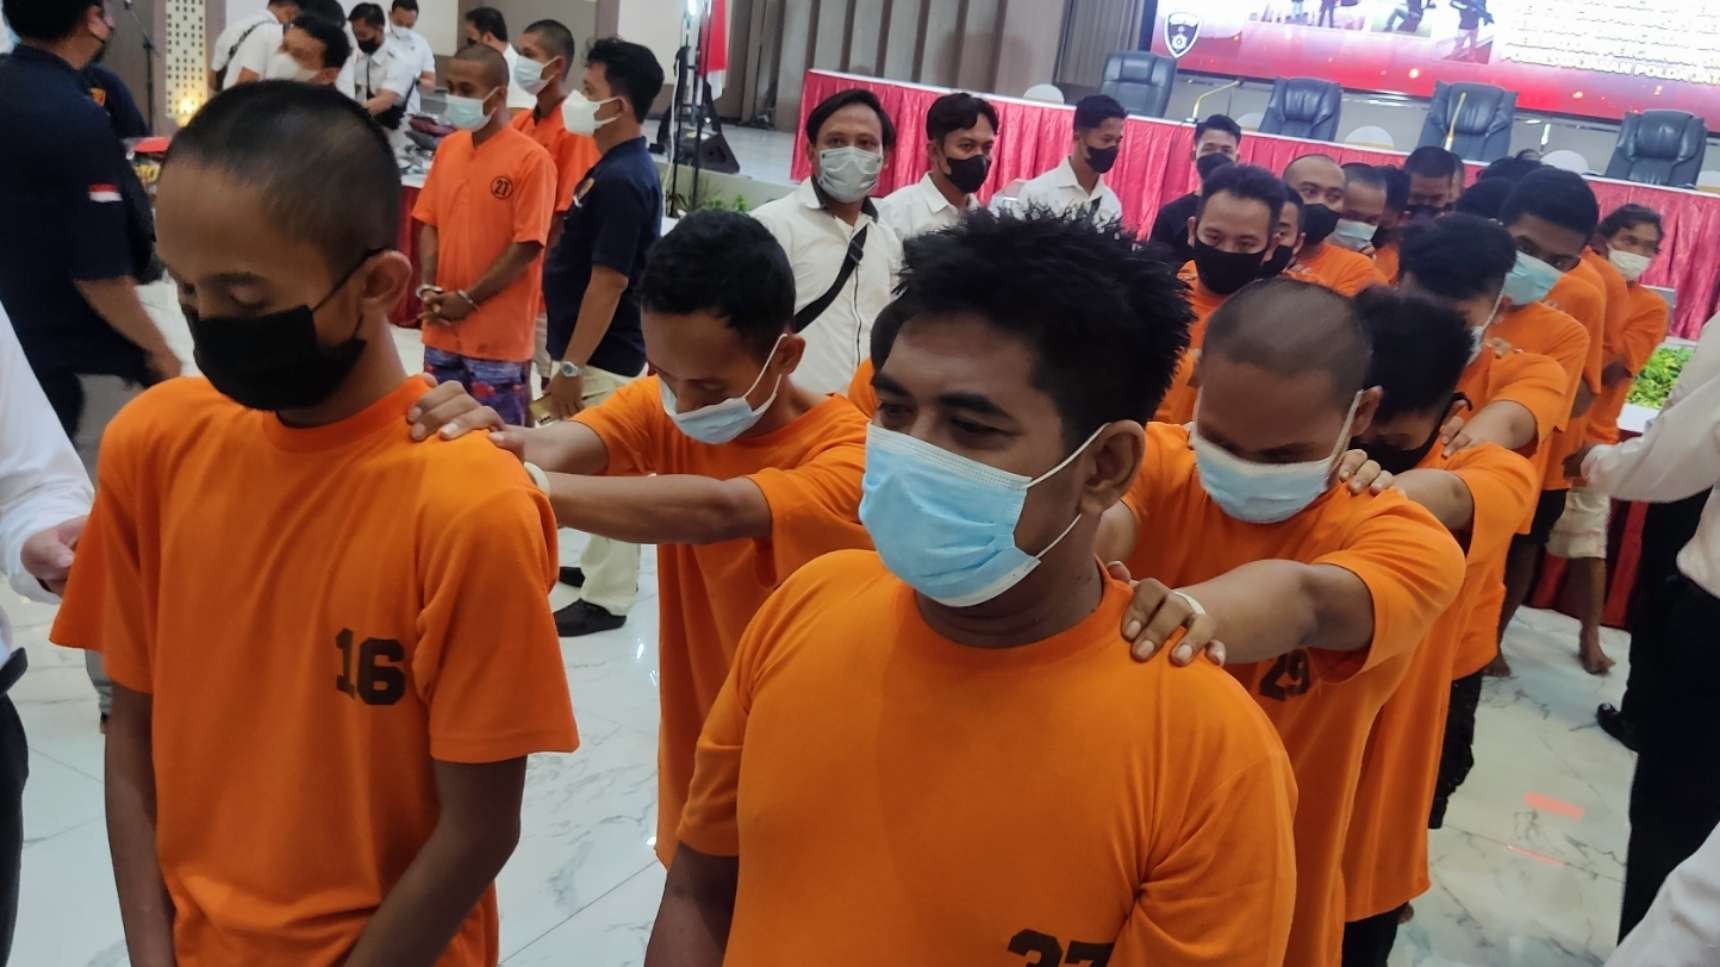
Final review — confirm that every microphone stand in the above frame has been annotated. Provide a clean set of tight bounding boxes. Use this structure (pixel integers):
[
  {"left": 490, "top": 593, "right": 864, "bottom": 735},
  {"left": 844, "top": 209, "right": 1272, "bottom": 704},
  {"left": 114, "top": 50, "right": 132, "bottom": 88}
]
[{"left": 121, "top": 0, "right": 157, "bottom": 132}]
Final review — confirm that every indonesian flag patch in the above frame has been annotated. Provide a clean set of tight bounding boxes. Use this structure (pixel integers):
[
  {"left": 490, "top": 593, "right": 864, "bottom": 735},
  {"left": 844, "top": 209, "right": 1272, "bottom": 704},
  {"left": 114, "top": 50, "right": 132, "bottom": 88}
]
[{"left": 88, "top": 184, "right": 121, "bottom": 203}]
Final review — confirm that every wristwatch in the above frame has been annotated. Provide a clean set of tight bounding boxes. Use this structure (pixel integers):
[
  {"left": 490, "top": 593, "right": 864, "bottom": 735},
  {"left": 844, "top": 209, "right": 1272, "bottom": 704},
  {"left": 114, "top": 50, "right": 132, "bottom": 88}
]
[{"left": 558, "top": 360, "right": 582, "bottom": 379}]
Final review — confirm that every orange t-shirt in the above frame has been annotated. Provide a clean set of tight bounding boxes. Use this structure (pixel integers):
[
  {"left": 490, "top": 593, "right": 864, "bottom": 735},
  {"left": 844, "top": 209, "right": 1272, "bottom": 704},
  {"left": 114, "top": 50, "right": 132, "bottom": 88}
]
[
  {"left": 1287, "top": 242, "right": 1387, "bottom": 297},
  {"left": 1372, "top": 241, "right": 1399, "bottom": 284},
  {"left": 1582, "top": 248, "right": 1633, "bottom": 367},
  {"left": 509, "top": 104, "right": 600, "bottom": 213},
  {"left": 1343, "top": 443, "right": 1538, "bottom": 919},
  {"left": 1548, "top": 266, "right": 1606, "bottom": 396},
  {"left": 679, "top": 550, "right": 1298, "bottom": 964},
  {"left": 846, "top": 357, "right": 877, "bottom": 417},
  {"left": 50, "top": 377, "right": 578, "bottom": 966},
  {"left": 1176, "top": 261, "right": 1229, "bottom": 349},
  {"left": 1588, "top": 284, "right": 1670, "bottom": 444},
  {"left": 412, "top": 126, "right": 557, "bottom": 362},
  {"left": 574, "top": 376, "right": 872, "bottom": 864},
  {"left": 1455, "top": 337, "right": 1571, "bottom": 455},
  {"left": 1488, "top": 302, "right": 1589, "bottom": 498},
  {"left": 1121, "top": 423, "right": 1465, "bottom": 967}
]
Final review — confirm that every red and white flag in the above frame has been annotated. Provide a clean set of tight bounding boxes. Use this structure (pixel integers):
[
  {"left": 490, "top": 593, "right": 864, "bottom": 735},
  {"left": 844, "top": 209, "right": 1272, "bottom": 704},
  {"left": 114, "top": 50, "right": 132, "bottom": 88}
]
[
  {"left": 88, "top": 183, "right": 121, "bottom": 204},
  {"left": 698, "top": 0, "right": 730, "bottom": 99}
]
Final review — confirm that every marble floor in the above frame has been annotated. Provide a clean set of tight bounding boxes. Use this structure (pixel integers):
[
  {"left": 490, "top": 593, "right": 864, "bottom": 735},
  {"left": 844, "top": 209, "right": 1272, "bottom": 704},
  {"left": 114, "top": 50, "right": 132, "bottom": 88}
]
[{"left": 8, "top": 301, "right": 1641, "bottom": 964}]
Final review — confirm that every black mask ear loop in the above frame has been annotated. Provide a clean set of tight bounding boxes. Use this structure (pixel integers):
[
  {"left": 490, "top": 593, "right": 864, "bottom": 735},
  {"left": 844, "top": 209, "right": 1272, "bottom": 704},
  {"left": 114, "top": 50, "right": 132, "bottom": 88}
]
[{"left": 316, "top": 248, "right": 388, "bottom": 343}]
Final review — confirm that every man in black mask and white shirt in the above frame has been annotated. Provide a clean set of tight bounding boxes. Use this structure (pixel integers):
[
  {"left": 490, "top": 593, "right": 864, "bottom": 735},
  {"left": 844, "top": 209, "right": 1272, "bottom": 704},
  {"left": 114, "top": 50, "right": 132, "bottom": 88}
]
[
  {"left": 1014, "top": 94, "right": 1126, "bottom": 226},
  {"left": 877, "top": 92, "right": 997, "bottom": 241},
  {"left": 753, "top": 88, "right": 903, "bottom": 394}
]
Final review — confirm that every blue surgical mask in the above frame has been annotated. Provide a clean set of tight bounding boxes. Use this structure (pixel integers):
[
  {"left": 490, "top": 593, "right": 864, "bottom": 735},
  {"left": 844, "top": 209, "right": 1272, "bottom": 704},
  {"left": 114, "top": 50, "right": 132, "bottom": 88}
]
[
  {"left": 1192, "top": 394, "right": 1360, "bottom": 524},
  {"left": 859, "top": 423, "right": 1105, "bottom": 607},
  {"left": 1330, "top": 218, "right": 1376, "bottom": 251},
  {"left": 443, "top": 91, "right": 495, "bottom": 131},
  {"left": 657, "top": 335, "right": 785, "bottom": 445},
  {"left": 512, "top": 54, "right": 551, "bottom": 95},
  {"left": 1502, "top": 251, "right": 1562, "bottom": 306}
]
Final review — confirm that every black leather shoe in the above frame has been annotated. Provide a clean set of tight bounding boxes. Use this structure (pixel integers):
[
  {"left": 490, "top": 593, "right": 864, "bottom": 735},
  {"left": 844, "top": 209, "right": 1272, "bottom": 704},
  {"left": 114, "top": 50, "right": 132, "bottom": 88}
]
[
  {"left": 554, "top": 600, "right": 625, "bottom": 637},
  {"left": 558, "top": 566, "right": 585, "bottom": 588},
  {"left": 1596, "top": 703, "right": 1640, "bottom": 752}
]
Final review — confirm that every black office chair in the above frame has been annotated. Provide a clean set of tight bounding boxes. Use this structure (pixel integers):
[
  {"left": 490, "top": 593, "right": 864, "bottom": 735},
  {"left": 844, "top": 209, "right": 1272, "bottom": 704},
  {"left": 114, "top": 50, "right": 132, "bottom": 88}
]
[
  {"left": 1098, "top": 51, "right": 1177, "bottom": 118},
  {"left": 1258, "top": 78, "right": 1342, "bottom": 142},
  {"left": 1605, "top": 110, "right": 1708, "bottom": 188},
  {"left": 1416, "top": 81, "right": 1515, "bottom": 162}
]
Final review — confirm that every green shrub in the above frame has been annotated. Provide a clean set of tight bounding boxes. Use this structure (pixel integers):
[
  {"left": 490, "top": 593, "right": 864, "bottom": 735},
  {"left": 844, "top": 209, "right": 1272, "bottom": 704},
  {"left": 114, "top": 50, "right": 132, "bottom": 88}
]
[{"left": 1628, "top": 345, "right": 1694, "bottom": 409}]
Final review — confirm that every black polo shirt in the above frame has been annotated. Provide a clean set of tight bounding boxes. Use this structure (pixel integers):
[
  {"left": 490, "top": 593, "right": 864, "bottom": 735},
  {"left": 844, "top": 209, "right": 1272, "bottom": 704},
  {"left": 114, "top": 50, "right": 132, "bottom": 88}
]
[
  {"left": 0, "top": 45, "right": 150, "bottom": 381},
  {"left": 542, "top": 136, "right": 661, "bottom": 377}
]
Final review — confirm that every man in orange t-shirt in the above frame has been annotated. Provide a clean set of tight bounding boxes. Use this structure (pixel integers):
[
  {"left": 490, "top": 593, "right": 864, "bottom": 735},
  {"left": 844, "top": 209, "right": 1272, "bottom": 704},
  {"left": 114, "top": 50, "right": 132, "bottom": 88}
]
[
  {"left": 651, "top": 210, "right": 1293, "bottom": 967},
  {"left": 1155, "top": 164, "right": 1286, "bottom": 423},
  {"left": 1341, "top": 290, "right": 1540, "bottom": 964},
  {"left": 1284, "top": 155, "right": 1388, "bottom": 297},
  {"left": 51, "top": 84, "right": 577, "bottom": 966},
  {"left": 1396, "top": 213, "right": 1570, "bottom": 825},
  {"left": 507, "top": 19, "right": 599, "bottom": 380},
  {"left": 1487, "top": 169, "right": 1601, "bottom": 675},
  {"left": 1100, "top": 279, "right": 1466, "bottom": 967},
  {"left": 413, "top": 44, "right": 556, "bottom": 425},
  {"left": 1556, "top": 205, "right": 1671, "bottom": 716},
  {"left": 1368, "top": 166, "right": 1409, "bottom": 283},
  {"left": 414, "top": 211, "right": 873, "bottom": 866}
]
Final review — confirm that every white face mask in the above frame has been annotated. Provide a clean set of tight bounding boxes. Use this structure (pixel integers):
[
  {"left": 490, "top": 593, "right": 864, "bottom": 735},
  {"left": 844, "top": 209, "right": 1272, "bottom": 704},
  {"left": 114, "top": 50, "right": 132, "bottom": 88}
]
[
  {"left": 562, "top": 91, "right": 622, "bottom": 136},
  {"left": 1608, "top": 248, "right": 1652, "bottom": 282},
  {"left": 512, "top": 54, "right": 552, "bottom": 96},
  {"left": 443, "top": 91, "right": 496, "bottom": 131},
  {"left": 816, "top": 146, "right": 884, "bottom": 203},
  {"left": 265, "top": 50, "right": 318, "bottom": 83}
]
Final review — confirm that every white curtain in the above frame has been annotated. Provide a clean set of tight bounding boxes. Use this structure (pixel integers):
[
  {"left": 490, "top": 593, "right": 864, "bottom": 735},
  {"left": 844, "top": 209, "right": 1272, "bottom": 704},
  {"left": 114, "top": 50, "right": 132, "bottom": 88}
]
[{"left": 1055, "top": 0, "right": 1148, "bottom": 88}]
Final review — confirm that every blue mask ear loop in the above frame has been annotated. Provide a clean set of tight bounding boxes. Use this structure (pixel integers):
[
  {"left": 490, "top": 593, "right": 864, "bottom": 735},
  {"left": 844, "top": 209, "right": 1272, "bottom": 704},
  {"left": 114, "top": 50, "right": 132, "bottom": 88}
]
[{"left": 1023, "top": 423, "right": 1112, "bottom": 558}]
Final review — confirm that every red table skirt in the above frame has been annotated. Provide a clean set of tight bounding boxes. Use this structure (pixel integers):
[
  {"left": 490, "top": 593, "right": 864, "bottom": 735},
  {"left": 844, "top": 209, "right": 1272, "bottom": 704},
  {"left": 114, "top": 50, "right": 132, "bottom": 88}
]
[
  {"left": 390, "top": 185, "right": 423, "bottom": 328},
  {"left": 793, "top": 69, "right": 1720, "bottom": 339}
]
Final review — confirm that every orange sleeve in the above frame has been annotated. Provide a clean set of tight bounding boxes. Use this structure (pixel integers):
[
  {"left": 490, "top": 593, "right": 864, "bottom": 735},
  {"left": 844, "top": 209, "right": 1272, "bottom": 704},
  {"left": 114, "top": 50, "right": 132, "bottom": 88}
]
[
  {"left": 557, "top": 135, "right": 600, "bottom": 213},
  {"left": 572, "top": 376, "right": 668, "bottom": 477},
  {"left": 1593, "top": 255, "right": 1632, "bottom": 364},
  {"left": 1449, "top": 445, "right": 1539, "bottom": 566},
  {"left": 846, "top": 359, "right": 877, "bottom": 416},
  {"left": 1618, "top": 292, "right": 1670, "bottom": 376},
  {"left": 1487, "top": 351, "right": 1570, "bottom": 443},
  {"left": 1551, "top": 274, "right": 1605, "bottom": 393},
  {"left": 1310, "top": 497, "right": 1466, "bottom": 681},
  {"left": 414, "top": 481, "right": 578, "bottom": 763},
  {"left": 47, "top": 403, "right": 153, "bottom": 691},
  {"left": 1113, "top": 692, "right": 1297, "bottom": 964},
  {"left": 747, "top": 440, "right": 870, "bottom": 587},
  {"left": 410, "top": 141, "right": 448, "bottom": 226},
  {"left": 511, "top": 145, "right": 556, "bottom": 246}
]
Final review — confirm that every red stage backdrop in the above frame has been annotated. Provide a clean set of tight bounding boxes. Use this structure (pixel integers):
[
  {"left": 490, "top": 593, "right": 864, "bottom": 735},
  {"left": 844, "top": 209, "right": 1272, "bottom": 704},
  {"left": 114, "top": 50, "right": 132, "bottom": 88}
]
[
  {"left": 1151, "top": 0, "right": 1720, "bottom": 122},
  {"left": 792, "top": 69, "right": 1720, "bottom": 338}
]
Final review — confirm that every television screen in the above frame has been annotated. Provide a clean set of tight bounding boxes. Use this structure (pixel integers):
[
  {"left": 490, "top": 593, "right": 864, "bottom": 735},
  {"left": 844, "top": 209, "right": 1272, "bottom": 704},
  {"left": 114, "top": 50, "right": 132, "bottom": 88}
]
[{"left": 1150, "top": 0, "right": 1720, "bottom": 122}]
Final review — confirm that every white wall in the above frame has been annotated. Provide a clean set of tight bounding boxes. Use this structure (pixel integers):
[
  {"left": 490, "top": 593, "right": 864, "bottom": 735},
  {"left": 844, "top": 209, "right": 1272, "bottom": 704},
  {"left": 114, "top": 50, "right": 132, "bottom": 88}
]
[
  {"left": 615, "top": 0, "right": 686, "bottom": 81},
  {"left": 416, "top": 0, "right": 459, "bottom": 55}
]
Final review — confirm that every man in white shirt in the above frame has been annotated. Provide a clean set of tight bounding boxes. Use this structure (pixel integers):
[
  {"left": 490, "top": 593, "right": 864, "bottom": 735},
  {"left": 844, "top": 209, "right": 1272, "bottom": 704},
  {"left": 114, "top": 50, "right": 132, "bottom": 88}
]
[
  {"left": 753, "top": 88, "right": 903, "bottom": 394},
  {"left": 208, "top": 0, "right": 299, "bottom": 91},
  {"left": 1012, "top": 93, "right": 1127, "bottom": 225},
  {"left": 0, "top": 306, "right": 95, "bottom": 963},
  {"left": 462, "top": 5, "right": 533, "bottom": 115},
  {"left": 1610, "top": 820, "right": 1720, "bottom": 966},
  {"left": 1572, "top": 313, "right": 1720, "bottom": 945},
  {"left": 345, "top": 2, "right": 415, "bottom": 152},
  {"left": 877, "top": 92, "right": 997, "bottom": 241},
  {"left": 388, "top": 0, "right": 437, "bottom": 94}
]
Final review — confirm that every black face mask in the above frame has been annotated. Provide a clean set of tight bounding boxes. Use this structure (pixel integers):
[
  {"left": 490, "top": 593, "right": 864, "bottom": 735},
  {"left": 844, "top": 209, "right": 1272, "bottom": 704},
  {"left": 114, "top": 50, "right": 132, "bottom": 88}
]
[
  {"left": 1302, "top": 203, "right": 1340, "bottom": 246},
  {"left": 1086, "top": 144, "right": 1119, "bottom": 174},
  {"left": 1364, "top": 393, "right": 1470, "bottom": 475},
  {"left": 1372, "top": 224, "right": 1396, "bottom": 248},
  {"left": 188, "top": 252, "right": 380, "bottom": 412},
  {"left": 1259, "top": 244, "right": 1295, "bottom": 279},
  {"left": 944, "top": 153, "right": 991, "bottom": 195},
  {"left": 1191, "top": 240, "right": 1267, "bottom": 296},
  {"left": 1194, "top": 152, "right": 1233, "bottom": 183},
  {"left": 358, "top": 37, "right": 382, "bottom": 55}
]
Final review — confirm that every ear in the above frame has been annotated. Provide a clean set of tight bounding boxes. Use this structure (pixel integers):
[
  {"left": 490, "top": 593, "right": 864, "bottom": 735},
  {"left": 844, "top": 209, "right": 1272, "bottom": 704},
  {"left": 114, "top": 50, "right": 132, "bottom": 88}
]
[
  {"left": 1291, "top": 230, "right": 1306, "bottom": 257},
  {"left": 1078, "top": 421, "right": 1145, "bottom": 517},
  {"left": 772, "top": 332, "right": 806, "bottom": 376},
  {"left": 359, "top": 250, "right": 413, "bottom": 319},
  {"left": 802, "top": 137, "right": 819, "bottom": 167},
  {"left": 547, "top": 56, "right": 566, "bottom": 82},
  {"left": 313, "top": 66, "right": 340, "bottom": 85},
  {"left": 1350, "top": 386, "right": 1384, "bottom": 440},
  {"left": 925, "top": 139, "right": 940, "bottom": 171},
  {"left": 1185, "top": 215, "right": 1197, "bottom": 248}
]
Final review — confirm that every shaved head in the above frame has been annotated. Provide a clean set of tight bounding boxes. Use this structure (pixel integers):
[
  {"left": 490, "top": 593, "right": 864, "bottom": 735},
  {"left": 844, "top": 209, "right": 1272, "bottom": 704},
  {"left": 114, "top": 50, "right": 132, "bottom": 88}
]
[
  {"left": 452, "top": 41, "right": 508, "bottom": 89},
  {"left": 1203, "top": 278, "right": 1371, "bottom": 406}
]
